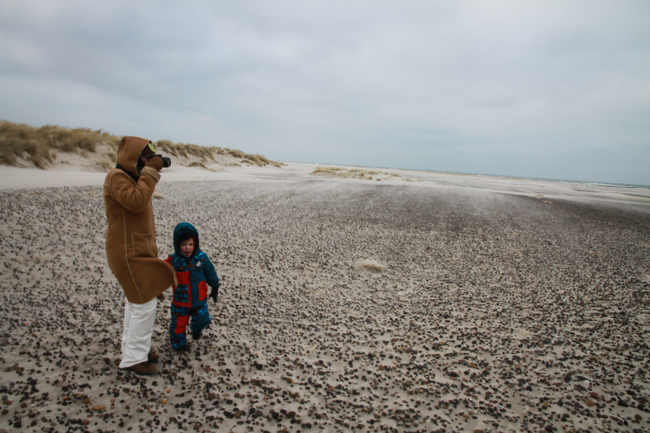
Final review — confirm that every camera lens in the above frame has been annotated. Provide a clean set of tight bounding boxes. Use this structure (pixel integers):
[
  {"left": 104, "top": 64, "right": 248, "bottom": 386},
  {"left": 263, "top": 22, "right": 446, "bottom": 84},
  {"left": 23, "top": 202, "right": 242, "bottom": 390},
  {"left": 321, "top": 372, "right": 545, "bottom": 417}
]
[{"left": 162, "top": 157, "right": 171, "bottom": 168}]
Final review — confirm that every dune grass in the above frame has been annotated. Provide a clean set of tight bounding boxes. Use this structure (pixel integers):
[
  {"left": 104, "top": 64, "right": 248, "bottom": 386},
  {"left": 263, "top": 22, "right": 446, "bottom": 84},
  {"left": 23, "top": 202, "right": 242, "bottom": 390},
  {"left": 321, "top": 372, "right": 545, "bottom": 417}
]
[
  {"left": 0, "top": 120, "right": 274, "bottom": 169},
  {"left": 311, "top": 166, "right": 407, "bottom": 181},
  {"left": 96, "top": 159, "right": 114, "bottom": 171},
  {"left": 155, "top": 142, "right": 271, "bottom": 166},
  {"left": 0, "top": 120, "right": 120, "bottom": 168}
]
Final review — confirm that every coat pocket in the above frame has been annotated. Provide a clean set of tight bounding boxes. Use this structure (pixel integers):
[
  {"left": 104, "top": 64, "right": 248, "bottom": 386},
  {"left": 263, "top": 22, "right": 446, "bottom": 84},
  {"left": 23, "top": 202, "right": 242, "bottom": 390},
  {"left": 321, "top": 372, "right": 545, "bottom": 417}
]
[
  {"left": 198, "top": 280, "right": 208, "bottom": 301},
  {"left": 131, "top": 232, "right": 154, "bottom": 258},
  {"left": 174, "top": 285, "right": 190, "bottom": 304}
]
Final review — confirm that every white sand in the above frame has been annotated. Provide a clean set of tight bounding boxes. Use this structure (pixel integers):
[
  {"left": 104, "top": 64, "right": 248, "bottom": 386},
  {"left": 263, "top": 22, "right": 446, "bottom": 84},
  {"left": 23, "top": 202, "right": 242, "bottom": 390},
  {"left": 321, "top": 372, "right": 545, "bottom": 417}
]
[{"left": 2, "top": 163, "right": 649, "bottom": 210}]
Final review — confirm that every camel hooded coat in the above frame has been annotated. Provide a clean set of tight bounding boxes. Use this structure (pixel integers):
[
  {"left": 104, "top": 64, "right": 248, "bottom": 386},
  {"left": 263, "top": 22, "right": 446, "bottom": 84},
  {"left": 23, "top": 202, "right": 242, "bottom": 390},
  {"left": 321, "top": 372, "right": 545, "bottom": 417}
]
[{"left": 103, "top": 136, "right": 175, "bottom": 304}]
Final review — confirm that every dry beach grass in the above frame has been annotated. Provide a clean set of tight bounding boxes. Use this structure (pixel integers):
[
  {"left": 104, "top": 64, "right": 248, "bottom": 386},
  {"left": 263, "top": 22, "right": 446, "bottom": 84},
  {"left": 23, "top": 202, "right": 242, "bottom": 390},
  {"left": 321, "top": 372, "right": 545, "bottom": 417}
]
[
  {"left": 0, "top": 173, "right": 649, "bottom": 433},
  {"left": 0, "top": 120, "right": 277, "bottom": 171},
  {"left": 311, "top": 167, "right": 411, "bottom": 183}
]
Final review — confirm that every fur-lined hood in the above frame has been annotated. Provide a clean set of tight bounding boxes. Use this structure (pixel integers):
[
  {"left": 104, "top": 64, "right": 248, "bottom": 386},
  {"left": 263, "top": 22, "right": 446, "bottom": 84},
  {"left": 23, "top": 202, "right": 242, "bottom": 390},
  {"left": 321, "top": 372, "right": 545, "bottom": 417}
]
[{"left": 116, "top": 136, "right": 156, "bottom": 178}]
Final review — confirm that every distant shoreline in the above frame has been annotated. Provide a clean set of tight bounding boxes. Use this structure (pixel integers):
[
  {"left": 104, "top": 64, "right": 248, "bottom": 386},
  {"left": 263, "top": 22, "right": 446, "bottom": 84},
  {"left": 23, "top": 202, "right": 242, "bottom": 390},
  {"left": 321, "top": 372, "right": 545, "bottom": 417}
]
[{"left": 290, "top": 161, "right": 650, "bottom": 190}]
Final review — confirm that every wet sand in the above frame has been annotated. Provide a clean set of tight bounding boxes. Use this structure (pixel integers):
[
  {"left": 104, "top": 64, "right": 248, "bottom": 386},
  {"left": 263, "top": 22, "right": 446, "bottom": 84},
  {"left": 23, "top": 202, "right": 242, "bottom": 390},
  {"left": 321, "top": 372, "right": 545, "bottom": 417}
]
[{"left": 0, "top": 168, "right": 649, "bottom": 433}]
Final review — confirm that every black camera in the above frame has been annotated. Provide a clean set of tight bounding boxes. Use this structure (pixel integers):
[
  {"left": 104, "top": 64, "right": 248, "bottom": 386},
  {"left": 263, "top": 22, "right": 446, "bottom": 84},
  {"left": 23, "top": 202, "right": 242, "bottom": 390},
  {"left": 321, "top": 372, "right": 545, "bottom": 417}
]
[{"left": 147, "top": 154, "right": 171, "bottom": 168}]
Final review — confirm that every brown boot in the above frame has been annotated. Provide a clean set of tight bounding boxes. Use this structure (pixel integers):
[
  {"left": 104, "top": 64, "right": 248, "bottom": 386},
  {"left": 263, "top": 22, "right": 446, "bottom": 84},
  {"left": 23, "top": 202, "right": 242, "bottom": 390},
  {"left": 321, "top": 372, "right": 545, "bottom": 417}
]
[
  {"left": 125, "top": 362, "right": 156, "bottom": 376},
  {"left": 147, "top": 352, "right": 159, "bottom": 363}
]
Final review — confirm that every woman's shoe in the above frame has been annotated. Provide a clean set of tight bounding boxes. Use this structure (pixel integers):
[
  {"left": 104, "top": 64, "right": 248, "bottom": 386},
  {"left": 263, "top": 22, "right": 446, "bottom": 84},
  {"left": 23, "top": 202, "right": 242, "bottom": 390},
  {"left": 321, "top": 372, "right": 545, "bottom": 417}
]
[{"left": 125, "top": 362, "right": 156, "bottom": 375}]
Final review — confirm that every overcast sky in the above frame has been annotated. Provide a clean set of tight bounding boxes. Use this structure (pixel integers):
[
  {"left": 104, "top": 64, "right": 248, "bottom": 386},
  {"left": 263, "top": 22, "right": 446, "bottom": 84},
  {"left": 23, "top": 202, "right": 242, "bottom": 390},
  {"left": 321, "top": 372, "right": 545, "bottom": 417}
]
[{"left": 1, "top": 1, "right": 649, "bottom": 185}]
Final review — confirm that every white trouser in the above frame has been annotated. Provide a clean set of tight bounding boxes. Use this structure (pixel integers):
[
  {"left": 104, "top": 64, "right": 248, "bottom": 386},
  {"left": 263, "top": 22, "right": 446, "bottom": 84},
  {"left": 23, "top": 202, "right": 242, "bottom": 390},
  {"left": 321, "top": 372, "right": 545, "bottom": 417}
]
[{"left": 119, "top": 297, "right": 157, "bottom": 369}]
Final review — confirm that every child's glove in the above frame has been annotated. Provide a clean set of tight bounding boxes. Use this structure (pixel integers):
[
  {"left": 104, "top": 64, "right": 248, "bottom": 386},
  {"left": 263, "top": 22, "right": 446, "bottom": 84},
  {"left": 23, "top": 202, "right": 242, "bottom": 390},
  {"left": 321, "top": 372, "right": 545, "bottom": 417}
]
[{"left": 209, "top": 283, "right": 220, "bottom": 303}]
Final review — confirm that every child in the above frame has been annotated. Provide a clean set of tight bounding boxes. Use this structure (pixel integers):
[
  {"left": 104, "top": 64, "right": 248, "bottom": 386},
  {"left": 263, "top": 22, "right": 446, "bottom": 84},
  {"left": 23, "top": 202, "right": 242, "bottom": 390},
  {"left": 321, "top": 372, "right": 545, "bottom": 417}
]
[{"left": 165, "top": 222, "right": 220, "bottom": 352}]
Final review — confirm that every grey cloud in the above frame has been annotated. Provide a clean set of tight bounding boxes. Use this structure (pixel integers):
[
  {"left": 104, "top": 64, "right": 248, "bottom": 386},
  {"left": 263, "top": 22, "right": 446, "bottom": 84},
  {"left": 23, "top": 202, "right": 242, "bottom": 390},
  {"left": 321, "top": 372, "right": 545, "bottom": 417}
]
[{"left": 1, "top": 0, "right": 649, "bottom": 184}]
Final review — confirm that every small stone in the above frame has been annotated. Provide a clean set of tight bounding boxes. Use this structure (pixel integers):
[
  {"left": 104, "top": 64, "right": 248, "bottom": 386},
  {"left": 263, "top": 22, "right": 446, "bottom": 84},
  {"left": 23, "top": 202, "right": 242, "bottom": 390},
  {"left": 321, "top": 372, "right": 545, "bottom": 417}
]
[
  {"left": 81, "top": 420, "right": 90, "bottom": 425},
  {"left": 586, "top": 399, "right": 595, "bottom": 407},
  {"left": 92, "top": 405, "right": 106, "bottom": 411}
]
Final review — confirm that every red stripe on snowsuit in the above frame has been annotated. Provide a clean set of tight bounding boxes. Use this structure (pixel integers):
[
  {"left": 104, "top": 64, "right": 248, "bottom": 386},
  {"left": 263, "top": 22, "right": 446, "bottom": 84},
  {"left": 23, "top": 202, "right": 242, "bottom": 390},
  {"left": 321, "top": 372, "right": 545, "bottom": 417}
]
[{"left": 173, "top": 314, "right": 189, "bottom": 335}]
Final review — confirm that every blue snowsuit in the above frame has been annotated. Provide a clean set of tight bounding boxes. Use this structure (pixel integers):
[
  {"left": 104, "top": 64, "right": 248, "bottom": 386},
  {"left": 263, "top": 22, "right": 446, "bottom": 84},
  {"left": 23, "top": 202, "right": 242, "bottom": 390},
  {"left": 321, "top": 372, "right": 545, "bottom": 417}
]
[{"left": 165, "top": 222, "right": 219, "bottom": 350}]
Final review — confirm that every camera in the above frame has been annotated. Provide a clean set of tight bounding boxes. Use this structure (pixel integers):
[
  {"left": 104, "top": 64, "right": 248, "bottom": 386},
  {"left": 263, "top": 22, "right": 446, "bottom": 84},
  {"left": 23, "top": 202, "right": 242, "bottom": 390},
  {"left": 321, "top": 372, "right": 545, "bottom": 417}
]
[{"left": 147, "top": 154, "right": 171, "bottom": 168}]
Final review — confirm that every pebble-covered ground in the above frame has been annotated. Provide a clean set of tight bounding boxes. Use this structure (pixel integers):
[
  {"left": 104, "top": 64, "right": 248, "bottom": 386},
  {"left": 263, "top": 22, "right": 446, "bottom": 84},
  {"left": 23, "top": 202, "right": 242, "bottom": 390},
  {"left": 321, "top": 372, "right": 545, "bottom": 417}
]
[{"left": 0, "top": 178, "right": 649, "bottom": 433}]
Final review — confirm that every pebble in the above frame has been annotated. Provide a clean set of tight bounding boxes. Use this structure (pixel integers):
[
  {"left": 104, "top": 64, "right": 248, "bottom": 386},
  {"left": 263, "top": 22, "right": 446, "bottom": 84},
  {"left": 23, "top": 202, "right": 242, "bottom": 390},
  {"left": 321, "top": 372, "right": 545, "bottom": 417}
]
[{"left": 0, "top": 176, "right": 648, "bottom": 433}]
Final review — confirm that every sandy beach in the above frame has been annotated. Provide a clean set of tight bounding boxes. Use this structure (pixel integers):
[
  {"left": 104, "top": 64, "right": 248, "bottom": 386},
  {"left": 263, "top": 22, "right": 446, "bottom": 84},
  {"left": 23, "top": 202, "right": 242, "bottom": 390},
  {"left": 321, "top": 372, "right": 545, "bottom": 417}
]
[{"left": 0, "top": 163, "right": 649, "bottom": 433}]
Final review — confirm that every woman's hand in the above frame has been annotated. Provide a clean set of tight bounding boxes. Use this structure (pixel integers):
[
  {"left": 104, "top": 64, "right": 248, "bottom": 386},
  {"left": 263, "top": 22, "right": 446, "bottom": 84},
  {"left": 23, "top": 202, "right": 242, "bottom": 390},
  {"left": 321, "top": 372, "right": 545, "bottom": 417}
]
[{"left": 145, "top": 156, "right": 164, "bottom": 171}]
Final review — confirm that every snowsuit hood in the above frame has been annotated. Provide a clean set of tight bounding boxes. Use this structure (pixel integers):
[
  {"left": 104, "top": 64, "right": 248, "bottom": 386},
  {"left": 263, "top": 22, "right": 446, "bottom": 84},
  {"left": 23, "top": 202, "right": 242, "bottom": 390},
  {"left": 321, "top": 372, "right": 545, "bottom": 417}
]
[{"left": 173, "top": 222, "right": 201, "bottom": 259}]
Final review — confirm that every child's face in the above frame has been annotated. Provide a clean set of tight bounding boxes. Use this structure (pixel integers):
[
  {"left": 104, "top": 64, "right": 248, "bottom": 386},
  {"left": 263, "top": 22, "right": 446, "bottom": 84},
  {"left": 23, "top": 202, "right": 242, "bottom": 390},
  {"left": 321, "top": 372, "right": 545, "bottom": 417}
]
[{"left": 180, "top": 238, "right": 195, "bottom": 257}]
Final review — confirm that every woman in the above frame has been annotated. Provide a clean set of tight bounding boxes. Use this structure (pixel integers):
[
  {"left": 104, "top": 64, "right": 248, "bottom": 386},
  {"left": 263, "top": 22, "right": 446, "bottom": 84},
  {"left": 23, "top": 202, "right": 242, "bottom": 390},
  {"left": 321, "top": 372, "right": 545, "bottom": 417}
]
[{"left": 103, "top": 136, "right": 175, "bottom": 375}]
